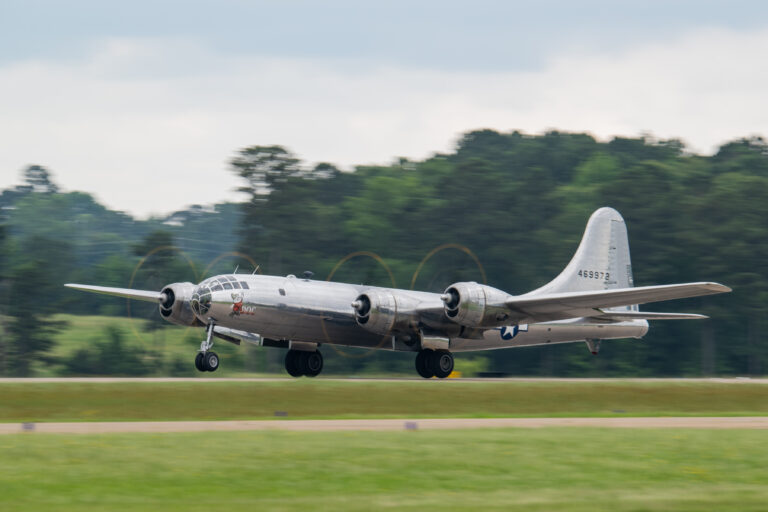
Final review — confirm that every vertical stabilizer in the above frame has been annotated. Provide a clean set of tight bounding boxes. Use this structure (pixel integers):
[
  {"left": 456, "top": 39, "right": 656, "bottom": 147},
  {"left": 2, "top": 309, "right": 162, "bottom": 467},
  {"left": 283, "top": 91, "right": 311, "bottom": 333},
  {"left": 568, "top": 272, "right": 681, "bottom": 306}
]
[{"left": 529, "top": 207, "right": 634, "bottom": 296}]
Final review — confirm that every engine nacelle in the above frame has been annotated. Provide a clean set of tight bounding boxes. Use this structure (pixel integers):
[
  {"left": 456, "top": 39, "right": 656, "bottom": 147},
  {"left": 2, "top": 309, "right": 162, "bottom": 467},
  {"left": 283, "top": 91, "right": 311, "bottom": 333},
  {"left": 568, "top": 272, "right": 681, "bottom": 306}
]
[
  {"left": 159, "top": 282, "right": 204, "bottom": 327},
  {"left": 442, "top": 282, "right": 513, "bottom": 328},
  {"left": 351, "top": 289, "right": 420, "bottom": 336}
]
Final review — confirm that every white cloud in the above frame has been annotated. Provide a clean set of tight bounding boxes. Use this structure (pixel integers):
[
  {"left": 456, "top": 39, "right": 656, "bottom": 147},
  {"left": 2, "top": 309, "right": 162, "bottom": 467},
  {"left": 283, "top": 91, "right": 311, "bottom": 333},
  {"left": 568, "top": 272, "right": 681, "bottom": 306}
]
[{"left": 1, "top": 27, "right": 766, "bottom": 217}]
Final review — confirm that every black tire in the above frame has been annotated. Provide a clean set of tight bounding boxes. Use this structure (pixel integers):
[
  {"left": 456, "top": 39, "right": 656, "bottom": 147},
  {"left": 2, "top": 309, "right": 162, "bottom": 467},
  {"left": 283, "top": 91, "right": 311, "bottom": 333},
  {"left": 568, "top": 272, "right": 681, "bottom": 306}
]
[
  {"left": 297, "top": 351, "right": 311, "bottom": 375},
  {"left": 194, "top": 352, "right": 205, "bottom": 372},
  {"left": 305, "top": 351, "right": 323, "bottom": 377},
  {"left": 431, "top": 350, "right": 454, "bottom": 379},
  {"left": 204, "top": 351, "right": 219, "bottom": 372},
  {"left": 285, "top": 350, "right": 303, "bottom": 378},
  {"left": 415, "top": 350, "right": 434, "bottom": 379}
]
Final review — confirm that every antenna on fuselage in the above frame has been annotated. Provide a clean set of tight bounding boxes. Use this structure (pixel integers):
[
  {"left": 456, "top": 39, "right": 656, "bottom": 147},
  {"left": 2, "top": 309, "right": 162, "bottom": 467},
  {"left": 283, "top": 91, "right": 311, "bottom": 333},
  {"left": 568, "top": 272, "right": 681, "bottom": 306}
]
[
  {"left": 252, "top": 265, "right": 260, "bottom": 274},
  {"left": 233, "top": 265, "right": 239, "bottom": 274}
]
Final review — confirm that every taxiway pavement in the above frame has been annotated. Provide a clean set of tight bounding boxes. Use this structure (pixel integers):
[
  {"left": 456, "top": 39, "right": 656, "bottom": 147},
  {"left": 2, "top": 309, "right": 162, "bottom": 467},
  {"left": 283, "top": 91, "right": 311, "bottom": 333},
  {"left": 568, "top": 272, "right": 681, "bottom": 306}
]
[{"left": 2, "top": 416, "right": 768, "bottom": 434}]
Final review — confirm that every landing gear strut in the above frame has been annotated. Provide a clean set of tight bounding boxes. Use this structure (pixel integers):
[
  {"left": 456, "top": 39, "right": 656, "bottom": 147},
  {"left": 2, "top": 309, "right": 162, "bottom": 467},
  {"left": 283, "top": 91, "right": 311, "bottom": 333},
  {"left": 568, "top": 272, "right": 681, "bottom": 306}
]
[
  {"left": 195, "top": 322, "right": 219, "bottom": 372},
  {"left": 415, "top": 349, "right": 454, "bottom": 379},
  {"left": 285, "top": 349, "right": 323, "bottom": 378}
]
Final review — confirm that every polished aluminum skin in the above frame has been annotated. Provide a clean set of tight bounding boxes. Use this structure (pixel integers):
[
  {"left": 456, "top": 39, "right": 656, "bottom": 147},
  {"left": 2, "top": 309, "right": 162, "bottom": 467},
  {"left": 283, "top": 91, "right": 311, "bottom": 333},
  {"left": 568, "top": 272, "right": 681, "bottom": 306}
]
[{"left": 66, "top": 207, "right": 730, "bottom": 355}]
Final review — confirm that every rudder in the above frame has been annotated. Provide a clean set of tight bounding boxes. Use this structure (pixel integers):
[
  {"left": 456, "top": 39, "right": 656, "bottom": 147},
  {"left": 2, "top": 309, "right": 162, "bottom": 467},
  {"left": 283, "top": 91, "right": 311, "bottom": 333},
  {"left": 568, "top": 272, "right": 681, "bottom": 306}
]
[{"left": 531, "top": 207, "right": 634, "bottom": 295}]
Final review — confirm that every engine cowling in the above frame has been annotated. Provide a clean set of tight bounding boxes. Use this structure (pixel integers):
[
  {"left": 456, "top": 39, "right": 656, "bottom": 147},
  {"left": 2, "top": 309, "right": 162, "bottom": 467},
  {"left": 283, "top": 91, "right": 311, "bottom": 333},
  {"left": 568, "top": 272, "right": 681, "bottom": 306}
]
[
  {"left": 159, "top": 282, "right": 204, "bottom": 327},
  {"left": 351, "top": 289, "right": 419, "bottom": 336},
  {"left": 442, "top": 282, "right": 513, "bottom": 328}
]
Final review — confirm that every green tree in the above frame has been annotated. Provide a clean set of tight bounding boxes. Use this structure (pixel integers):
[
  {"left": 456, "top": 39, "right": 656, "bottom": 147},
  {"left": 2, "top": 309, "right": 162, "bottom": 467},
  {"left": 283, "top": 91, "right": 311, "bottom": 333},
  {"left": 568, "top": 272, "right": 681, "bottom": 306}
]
[
  {"left": 22, "top": 164, "right": 59, "bottom": 193},
  {"left": 4, "top": 236, "right": 73, "bottom": 375},
  {"left": 232, "top": 145, "right": 302, "bottom": 198}
]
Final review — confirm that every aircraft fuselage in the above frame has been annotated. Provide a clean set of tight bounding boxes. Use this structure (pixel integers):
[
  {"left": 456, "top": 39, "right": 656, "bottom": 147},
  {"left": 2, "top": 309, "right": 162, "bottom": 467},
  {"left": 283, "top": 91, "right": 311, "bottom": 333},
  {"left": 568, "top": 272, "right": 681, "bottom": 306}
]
[{"left": 192, "top": 273, "right": 648, "bottom": 352}]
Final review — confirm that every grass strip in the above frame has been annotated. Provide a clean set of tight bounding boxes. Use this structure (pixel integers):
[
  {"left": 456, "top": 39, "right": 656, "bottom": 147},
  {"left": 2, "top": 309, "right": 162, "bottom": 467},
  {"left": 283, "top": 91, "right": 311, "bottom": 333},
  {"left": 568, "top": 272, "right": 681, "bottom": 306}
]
[
  {"left": 1, "top": 428, "right": 767, "bottom": 511},
  {"left": 1, "top": 380, "right": 767, "bottom": 422}
]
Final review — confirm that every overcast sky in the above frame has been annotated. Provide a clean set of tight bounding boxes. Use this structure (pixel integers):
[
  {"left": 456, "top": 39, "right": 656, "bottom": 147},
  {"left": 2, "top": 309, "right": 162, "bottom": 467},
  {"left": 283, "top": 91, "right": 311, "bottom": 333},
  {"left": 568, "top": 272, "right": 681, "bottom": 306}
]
[{"left": 1, "top": 1, "right": 767, "bottom": 217}]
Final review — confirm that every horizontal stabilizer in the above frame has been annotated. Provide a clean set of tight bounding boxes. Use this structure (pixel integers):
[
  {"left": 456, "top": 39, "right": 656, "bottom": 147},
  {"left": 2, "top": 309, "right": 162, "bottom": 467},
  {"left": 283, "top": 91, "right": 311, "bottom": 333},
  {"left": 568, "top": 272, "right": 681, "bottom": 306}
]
[
  {"left": 507, "top": 282, "right": 730, "bottom": 323},
  {"left": 594, "top": 310, "right": 708, "bottom": 321},
  {"left": 65, "top": 284, "right": 165, "bottom": 303}
]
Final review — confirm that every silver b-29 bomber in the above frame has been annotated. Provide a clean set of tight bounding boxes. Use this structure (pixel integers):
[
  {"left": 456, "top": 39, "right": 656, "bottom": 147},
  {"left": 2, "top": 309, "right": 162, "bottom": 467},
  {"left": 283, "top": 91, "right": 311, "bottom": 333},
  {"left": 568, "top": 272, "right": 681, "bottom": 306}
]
[{"left": 67, "top": 208, "right": 730, "bottom": 378}]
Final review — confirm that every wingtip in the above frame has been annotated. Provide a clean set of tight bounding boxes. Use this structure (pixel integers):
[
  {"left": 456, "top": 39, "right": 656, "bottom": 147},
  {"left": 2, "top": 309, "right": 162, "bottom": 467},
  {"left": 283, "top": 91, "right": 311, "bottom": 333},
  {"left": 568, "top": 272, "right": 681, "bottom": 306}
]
[
  {"left": 680, "top": 313, "right": 710, "bottom": 320},
  {"left": 706, "top": 282, "right": 732, "bottom": 293},
  {"left": 64, "top": 283, "right": 99, "bottom": 291}
]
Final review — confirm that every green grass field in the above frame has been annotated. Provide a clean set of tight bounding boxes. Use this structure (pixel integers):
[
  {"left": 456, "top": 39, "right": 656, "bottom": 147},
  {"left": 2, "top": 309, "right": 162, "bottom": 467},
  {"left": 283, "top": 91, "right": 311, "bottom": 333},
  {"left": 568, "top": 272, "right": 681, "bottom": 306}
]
[
  {"left": 49, "top": 314, "right": 206, "bottom": 360},
  {"left": 1, "top": 380, "right": 767, "bottom": 422},
  {"left": 1, "top": 428, "right": 767, "bottom": 511},
  {"left": 49, "top": 315, "right": 162, "bottom": 356},
  {"left": 42, "top": 314, "right": 251, "bottom": 377},
  {"left": 2, "top": 380, "right": 767, "bottom": 511}
]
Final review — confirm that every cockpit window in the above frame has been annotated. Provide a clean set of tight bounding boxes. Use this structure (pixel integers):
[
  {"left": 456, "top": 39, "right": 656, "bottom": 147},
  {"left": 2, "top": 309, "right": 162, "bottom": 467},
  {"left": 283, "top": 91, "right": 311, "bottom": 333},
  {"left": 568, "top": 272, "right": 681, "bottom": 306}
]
[
  {"left": 191, "top": 284, "right": 212, "bottom": 316},
  {"left": 190, "top": 276, "right": 248, "bottom": 316}
]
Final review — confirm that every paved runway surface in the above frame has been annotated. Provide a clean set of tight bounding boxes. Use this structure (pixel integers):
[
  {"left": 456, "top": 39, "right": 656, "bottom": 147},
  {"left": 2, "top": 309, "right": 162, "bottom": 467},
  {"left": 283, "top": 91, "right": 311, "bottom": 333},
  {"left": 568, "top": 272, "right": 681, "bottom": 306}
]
[
  {"left": 3, "top": 417, "right": 768, "bottom": 434},
  {"left": 1, "top": 377, "right": 767, "bottom": 383}
]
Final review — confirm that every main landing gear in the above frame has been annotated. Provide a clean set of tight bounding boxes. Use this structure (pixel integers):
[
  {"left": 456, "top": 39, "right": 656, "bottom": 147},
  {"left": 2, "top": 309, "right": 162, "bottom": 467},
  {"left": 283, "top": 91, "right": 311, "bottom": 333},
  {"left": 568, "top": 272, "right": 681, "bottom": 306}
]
[
  {"left": 415, "top": 349, "right": 454, "bottom": 379},
  {"left": 195, "top": 322, "right": 220, "bottom": 372},
  {"left": 284, "top": 349, "right": 324, "bottom": 378}
]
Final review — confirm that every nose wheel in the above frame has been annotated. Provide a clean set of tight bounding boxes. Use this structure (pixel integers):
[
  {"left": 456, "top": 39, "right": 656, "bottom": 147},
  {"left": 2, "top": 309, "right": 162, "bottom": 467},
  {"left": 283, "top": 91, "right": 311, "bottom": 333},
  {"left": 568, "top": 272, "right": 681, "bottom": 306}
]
[
  {"left": 195, "top": 351, "right": 220, "bottom": 372},
  {"left": 195, "top": 322, "right": 220, "bottom": 372}
]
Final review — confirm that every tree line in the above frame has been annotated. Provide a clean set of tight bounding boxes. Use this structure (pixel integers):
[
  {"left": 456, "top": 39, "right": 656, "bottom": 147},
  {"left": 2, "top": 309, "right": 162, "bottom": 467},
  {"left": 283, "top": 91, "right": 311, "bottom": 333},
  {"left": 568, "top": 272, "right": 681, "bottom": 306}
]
[{"left": 0, "top": 130, "right": 765, "bottom": 376}]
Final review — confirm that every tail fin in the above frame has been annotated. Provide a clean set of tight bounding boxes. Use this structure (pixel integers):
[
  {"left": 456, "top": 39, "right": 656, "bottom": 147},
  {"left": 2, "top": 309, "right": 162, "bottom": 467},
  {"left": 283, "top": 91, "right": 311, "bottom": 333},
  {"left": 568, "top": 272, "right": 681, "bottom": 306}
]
[
  {"left": 533, "top": 207, "right": 634, "bottom": 295},
  {"left": 519, "top": 207, "right": 730, "bottom": 322}
]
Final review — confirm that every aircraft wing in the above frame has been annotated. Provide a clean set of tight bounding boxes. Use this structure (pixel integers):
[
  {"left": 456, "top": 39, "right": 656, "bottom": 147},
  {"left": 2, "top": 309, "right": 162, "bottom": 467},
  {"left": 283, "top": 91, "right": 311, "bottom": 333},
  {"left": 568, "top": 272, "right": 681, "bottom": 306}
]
[
  {"left": 65, "top": 283, "right": 166, "bottom": 303},
  {"left": 506, "top": 282, "right": 730, "bottom": 323}
]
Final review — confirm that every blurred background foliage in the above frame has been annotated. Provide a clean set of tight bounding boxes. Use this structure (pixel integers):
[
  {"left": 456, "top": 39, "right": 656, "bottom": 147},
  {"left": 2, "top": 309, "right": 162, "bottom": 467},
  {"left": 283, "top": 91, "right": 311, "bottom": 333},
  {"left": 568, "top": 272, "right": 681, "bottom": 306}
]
[{"left": 0, "top": 130, "right": 765, "bottom": 376}]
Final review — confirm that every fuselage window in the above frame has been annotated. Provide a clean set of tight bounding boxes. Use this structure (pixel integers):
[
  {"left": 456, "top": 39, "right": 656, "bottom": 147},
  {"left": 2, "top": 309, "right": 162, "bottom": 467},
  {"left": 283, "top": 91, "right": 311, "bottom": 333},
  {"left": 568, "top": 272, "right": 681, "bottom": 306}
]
[
  {"left": 226, "top": 275, "right": 238, "bottom": 282},
  {"left": 222, "top": 282, "right": 233, "bottom": 290},
  {"left": 211, "top": 284, "right": 223, "bottom": 292},
  {"left": 279, "top": 288, "right": 286, "bottom": 296},
  {"left": 240, "top": 282, "right": 250, "bottom": 289},
  {"left": 231, "top": 282, "right": 241, "bottom": 289}
]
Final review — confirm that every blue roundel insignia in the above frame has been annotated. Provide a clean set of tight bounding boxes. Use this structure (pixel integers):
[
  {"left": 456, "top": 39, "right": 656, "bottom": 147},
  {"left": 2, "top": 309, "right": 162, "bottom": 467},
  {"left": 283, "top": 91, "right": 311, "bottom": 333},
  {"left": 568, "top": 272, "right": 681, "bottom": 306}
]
[{"left": 499, "top": 324, "right": 529, "bottom": 340}]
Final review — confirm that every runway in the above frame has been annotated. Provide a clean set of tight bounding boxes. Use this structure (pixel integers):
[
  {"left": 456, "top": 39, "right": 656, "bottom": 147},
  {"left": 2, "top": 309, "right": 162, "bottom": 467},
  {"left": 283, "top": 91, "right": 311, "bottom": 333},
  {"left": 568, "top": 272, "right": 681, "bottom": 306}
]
[
  {"left": 2, "top": 416, "right": 768, "bottom": 434},
  {"left": 1, "top": 377, "right": 767, "bottom": 384}
]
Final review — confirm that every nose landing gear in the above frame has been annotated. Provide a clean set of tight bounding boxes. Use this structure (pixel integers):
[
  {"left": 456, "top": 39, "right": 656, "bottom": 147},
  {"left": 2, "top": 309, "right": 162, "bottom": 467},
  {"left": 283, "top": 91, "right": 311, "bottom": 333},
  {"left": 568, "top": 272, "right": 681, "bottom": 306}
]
[{"left": 195, "top": 322, "right": 220, "bottom": 372}]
